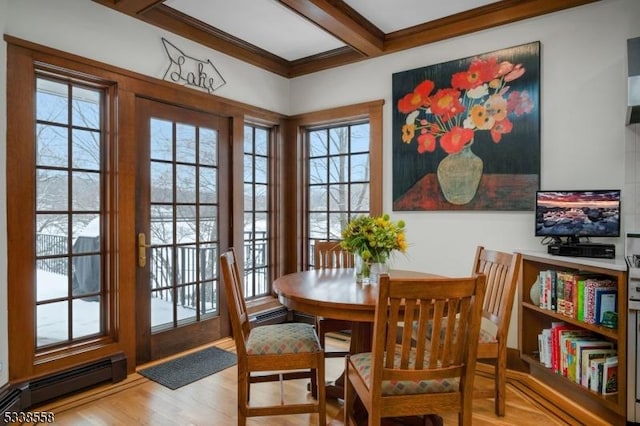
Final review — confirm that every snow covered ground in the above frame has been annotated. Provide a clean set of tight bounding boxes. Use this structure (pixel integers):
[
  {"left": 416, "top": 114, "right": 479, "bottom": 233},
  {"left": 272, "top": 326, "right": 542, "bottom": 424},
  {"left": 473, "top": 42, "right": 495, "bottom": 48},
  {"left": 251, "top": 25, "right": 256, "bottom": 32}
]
[{"left": 36, "top": 269, "right": 194, "bottom": 346}]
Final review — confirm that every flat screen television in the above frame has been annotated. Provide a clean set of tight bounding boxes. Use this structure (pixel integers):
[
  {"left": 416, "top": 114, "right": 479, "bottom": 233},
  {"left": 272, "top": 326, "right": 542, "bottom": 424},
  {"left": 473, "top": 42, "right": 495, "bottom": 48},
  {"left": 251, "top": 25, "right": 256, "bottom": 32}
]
[{"left": 535, "top": 190, "right": 621, "bottom": 243}]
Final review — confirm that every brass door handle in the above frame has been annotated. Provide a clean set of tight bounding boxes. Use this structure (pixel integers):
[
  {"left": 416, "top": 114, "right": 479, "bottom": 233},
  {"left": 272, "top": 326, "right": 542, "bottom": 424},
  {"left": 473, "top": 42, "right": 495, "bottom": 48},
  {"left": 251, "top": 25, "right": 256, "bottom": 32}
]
[{"left": 138, "top": 233, "right": 150, "bottom": 267}]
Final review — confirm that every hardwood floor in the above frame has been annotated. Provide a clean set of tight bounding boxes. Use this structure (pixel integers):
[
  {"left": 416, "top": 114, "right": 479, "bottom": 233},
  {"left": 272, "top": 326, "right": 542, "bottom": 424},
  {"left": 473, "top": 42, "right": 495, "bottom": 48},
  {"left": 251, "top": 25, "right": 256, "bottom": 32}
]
[{"left": 37, "top": 337, "right": 570, "bottom": 425}]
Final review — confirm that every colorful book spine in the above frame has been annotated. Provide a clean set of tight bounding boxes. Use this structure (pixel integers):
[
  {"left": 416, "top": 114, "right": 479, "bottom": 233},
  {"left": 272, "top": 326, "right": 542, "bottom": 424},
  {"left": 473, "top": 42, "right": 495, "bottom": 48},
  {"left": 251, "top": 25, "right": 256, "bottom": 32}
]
[
  {"left": 549, "top": 270, "right": 557, "bottom": 312},
  {"left": 594, "top": 289, "right": 617, "bottom": 325},
  {"left": 603, "top": 357, "right": 618, "bottom": 395},
  {"left": 576, "top": 278, "right": 585, "bottom": 321},
  {"left": 584, "top": 279, "right": 616, "bottom": 324},
  {"left": 580, "top": 347, "right": 616, "bottom": 387},
  {"left": 556, "top": 271, "right": 566, "bottom": 315},
  {"left": 562, "top": 272, "right": 577, "bottom": 318}
]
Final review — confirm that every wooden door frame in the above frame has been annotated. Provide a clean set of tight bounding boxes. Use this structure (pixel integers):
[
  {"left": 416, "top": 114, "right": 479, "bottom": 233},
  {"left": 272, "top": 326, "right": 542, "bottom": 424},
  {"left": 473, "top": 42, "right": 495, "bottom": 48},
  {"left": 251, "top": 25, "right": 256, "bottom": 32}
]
[
  {"left": 134, "top": 97, "right": 232, "bottom": 363},
  {"left": 5, "top": 35, "right": 285, "bottom": 378}
]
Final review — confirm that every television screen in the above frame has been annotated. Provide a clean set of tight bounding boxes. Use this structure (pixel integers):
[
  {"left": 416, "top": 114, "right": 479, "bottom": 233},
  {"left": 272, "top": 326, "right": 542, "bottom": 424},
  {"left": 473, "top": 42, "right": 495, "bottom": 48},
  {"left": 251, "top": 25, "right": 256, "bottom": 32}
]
[{"left": 535, "top": 190, "right": 621, "bottom": 240}]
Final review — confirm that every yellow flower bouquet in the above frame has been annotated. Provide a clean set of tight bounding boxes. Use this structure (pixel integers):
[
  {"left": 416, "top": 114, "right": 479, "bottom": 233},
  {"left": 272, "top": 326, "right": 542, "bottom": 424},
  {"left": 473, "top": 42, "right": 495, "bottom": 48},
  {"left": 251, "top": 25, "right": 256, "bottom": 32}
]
[{"left": 340, "top": 214, "right": 407, "bottom": 282}]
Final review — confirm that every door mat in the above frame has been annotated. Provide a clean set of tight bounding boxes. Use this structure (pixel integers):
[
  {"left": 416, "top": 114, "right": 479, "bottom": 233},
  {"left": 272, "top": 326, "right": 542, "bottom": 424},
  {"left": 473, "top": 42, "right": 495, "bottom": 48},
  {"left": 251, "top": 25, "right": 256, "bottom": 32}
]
[{"left": 138, "top": 346, "right": 237, "bottom": 390}]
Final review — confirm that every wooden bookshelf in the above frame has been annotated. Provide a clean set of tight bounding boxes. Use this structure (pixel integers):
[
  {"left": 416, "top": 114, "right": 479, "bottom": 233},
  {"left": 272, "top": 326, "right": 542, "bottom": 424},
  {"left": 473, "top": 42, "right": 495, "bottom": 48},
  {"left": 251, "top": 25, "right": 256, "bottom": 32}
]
[{"left": 518, "top": 250, "right": 627, "bottom": 425}]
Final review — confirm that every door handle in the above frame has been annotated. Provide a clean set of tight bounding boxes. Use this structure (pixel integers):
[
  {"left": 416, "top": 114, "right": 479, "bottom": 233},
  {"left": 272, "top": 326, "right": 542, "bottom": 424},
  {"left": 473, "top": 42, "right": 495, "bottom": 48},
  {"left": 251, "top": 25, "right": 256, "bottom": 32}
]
[{"left": 138, "top": 233, "right": 150, "bottom": 267}]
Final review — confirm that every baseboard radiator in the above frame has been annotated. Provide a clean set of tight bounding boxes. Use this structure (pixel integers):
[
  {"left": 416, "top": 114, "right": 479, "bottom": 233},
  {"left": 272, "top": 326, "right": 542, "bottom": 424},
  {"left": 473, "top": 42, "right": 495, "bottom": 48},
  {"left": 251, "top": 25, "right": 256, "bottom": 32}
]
[
  {"left": 0, "top": 352, "right": 126, "bottom": 415},
  {"left": 250, "top": 306, "right": 289, "bottom": 327}
]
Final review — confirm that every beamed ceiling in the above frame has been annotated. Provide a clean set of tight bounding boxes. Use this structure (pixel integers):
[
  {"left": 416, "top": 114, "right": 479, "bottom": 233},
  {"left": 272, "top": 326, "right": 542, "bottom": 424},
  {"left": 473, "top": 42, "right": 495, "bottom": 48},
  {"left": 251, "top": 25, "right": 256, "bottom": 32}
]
[{"left": 93, "top": 0, "right": 599, "bottom": 78}]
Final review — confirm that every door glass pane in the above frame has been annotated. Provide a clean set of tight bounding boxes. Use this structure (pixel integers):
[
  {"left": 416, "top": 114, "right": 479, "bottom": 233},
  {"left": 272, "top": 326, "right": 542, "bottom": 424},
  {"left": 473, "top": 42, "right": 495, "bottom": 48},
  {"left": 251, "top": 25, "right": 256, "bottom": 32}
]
[
  {"left": 150, "top": 118, "right": 173, "bottom": 161},
  {"left": 150, "top": 206, "right": 174, "bottom": 245},
  {"left": 151, "top": 162, "right": 173, "bottom": 203},
  {"left": 72, "top": 171, "right": 100, "bottom": 210},
  {"left": 176, "top": 124, "right": 196, "bottom": 164},
  {"left": 199, "top": 206, "right": 217, "bottom": 242},
  {"left": 176, "top": 205, "right": 197, "bottom": 244},
  {"left": 199, "top": 167, "right": 216, "bottom": 203},
  {"left": 176, "top": 164, "right": 196, "bottom": 203},
  {"left": 35, "top": 76, "right": 105, "bottom": 349},
  {"left": 199, "top": 128, "right": 217, "bottom": 166},
  {"left": 148, "top": 116, "right": 220, "bottom": 332}
]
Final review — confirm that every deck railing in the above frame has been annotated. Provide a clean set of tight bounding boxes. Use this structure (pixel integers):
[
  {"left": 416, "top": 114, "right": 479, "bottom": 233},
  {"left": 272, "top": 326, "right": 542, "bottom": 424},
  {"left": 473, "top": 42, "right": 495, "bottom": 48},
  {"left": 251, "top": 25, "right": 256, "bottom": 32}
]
[{"left": 36, "top": 232, "right": 268, "bottom": 309}]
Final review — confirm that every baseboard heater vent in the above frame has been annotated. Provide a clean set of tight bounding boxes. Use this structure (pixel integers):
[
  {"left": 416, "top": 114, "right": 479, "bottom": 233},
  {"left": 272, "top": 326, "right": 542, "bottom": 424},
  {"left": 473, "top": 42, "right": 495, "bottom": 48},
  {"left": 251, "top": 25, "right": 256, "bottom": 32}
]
[
  {"left": 27, "top": 352, "right": 127, "bottom": 407},
  {"left": 250, "top": 306, "right": 289, "bottom": 327},
  {"left": 0, "top": 384, "right": 27, "bottom": 416}
]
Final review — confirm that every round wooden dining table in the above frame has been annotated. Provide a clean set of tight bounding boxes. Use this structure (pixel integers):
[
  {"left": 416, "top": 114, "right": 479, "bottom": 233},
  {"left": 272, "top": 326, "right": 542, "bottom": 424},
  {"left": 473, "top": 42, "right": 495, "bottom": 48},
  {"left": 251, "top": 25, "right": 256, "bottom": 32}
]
[{"left": 273, "top": 267, "right": 435, "bottom": 400}]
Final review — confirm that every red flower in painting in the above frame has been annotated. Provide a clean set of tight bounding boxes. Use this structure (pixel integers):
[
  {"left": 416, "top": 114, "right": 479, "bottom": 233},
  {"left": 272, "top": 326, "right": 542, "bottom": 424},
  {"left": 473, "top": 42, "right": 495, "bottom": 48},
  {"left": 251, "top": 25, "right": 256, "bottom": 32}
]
[
  {"left": 440, "top": 127, "right": 474, "bottom": 154},
  {"left": 398, "top": 53, "right": 533, "bottom": 156},
  {"left": 490, "top": 118, "right": 513, "bottom": 143},
  {"left": 417, "top": 133, "right": 436, "bottom": 153},
  {"left": 397, "top": 80, "right": 434, "bottom": 114},
  {"left": 430, "top": 88, "right": 465, "bottom": 122}
]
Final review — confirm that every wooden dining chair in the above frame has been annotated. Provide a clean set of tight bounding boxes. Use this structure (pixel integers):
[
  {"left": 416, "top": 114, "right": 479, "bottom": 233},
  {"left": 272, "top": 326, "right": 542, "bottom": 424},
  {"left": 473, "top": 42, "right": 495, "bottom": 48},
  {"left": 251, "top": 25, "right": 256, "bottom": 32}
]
[
  {"left": 472, "top": 246, "right": 522, "bottom": 417},
  {"left": 345, "top": 273, "right": 486, "bottom": 426},
  {"left": 220, "top": 248, "right": 326, "bottom": 426},
  {"left": 314, "top": 241, "right": 354, "bottom": 358}
]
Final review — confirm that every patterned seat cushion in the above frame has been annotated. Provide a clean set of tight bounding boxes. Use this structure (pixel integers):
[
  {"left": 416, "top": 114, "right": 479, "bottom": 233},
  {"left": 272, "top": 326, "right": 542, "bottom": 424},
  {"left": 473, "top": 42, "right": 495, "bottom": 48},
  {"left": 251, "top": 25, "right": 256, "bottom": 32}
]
[
  {"left": 350, "top": 349, "right": 460, "bottom": 395},
  {"left": 478, "top": 327, "right": 497, "bottom": 343},
  {"left": 247, "top": 323, "right": 322, "bottom": 355}
]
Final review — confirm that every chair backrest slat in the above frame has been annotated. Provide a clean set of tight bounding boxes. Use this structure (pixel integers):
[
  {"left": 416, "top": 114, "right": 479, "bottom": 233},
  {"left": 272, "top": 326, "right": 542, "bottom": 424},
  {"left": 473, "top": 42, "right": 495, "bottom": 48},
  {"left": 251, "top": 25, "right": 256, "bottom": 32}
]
[
  {"left": 372, "top": 274, "right": 486, "bottom": 391},
  {"left": 314, "top": 241, "right": 354, "bottom": 269},
  {"left": 472, "top": 246, "right": 522, "bottom": 333}
]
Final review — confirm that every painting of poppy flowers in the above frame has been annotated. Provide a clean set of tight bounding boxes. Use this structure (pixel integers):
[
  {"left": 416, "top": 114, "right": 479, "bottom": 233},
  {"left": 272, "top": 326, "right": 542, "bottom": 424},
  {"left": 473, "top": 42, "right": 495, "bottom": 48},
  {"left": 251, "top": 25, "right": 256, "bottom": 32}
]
[{"left": 392, "top": 41, "right": 540, "bottom": 211}]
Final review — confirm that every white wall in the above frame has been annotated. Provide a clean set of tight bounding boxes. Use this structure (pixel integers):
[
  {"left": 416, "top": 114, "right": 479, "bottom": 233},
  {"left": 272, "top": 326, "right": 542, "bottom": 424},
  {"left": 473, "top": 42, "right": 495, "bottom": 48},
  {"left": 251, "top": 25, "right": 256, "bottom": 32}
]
[
  {"left": 0, "top": 0, "right": 291, "bottom": 388},
  {"left": 4, "top": 0, "right": 291, "bottom": 114},
  {"left": 291, "top": 0, "right": 640, "bottom": 275},
  {"left": 1, "top": 0, "right": 639, "bottom": 386},
  {"left": 290, "top": 0, "right": 640, "bottom": 347}
]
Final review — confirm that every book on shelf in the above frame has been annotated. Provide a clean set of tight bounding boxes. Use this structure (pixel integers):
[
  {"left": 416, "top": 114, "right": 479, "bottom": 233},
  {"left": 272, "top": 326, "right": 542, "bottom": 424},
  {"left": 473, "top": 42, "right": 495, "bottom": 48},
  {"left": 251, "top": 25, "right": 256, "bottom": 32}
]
[
  {"left": 556, "top": 329, "right": 594, "bottom": 377},
  {"left": 590, "top": 355, "right": 618, "bottom": 394},
  {"left": 562, "top": 272, "right": 578, "bottom": 318},
  {"left": 580, "top": 347, "right": 616, "bottom": 387},
  {"left": 594, "top": 289, "right": 617, "bottom": 326},
  {"left": 603, "top": 356, "right": 618, "bottom": 395},
  {"left": 539, "top": 322, "right": 564, "bottom": 369},
  {"left": 574, "top": 341, "right": 615, "bottom": 385},
  {"left": 541, "top": 270, "right": 558, "bottom": 311},
  {"left": 589, "top": 357, "right": 606, "bottom": 392},
  {"left": 583, "top": 278, "right": 616, "bottom": 324},
  {"left": 556, "top": 270, "right": 567, "bottom": 315},
  {"left": 576, "top": 277, "right": 585, "bottom": 321}
]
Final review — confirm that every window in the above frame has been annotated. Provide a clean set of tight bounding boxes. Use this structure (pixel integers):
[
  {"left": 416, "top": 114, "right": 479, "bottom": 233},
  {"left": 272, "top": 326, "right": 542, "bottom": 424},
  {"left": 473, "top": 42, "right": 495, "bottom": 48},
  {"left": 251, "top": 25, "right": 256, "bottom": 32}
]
[
  {"left": 34, "top": 76, "right": 106, "bottom": 348},
  {"left": 243, "top": 124, "right": 271, "bottom": 299},
  {"left": 307, "top": 122, "right": 370, "bottom": 268}
]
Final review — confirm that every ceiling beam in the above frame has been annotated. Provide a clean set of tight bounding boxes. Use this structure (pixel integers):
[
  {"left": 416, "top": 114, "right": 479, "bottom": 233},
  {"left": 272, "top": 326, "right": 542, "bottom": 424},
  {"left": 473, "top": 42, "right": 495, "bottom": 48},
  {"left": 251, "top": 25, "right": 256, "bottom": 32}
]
[
  {"left": 134, "top": 5, "right": 292, "bottom": 78},
  {"left": 276, "top": 0, "right": 384, "bottom": 57},
  {"left": 384, "top": 0, "right": 600, "bottom": 53},
  {"left": 92, "top": 0, "right": 601, "bottom": 78},
  {"left": 93, "top": 0, "right": 164, "bottom": 15}
]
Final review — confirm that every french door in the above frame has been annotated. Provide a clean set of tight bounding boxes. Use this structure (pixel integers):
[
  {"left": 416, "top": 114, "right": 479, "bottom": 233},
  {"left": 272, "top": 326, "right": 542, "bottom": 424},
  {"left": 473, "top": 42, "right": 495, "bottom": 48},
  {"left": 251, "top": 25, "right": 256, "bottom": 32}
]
[{"left": 135, "top": 98, "right": 230, "bottom": 363}]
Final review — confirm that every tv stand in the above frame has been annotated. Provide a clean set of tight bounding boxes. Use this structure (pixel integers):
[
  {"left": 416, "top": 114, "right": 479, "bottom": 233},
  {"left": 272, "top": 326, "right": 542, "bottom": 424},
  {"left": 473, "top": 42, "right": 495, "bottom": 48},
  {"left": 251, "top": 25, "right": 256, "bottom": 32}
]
[{"left": 547, "top": 241, "right": 615, "bottom": 259}]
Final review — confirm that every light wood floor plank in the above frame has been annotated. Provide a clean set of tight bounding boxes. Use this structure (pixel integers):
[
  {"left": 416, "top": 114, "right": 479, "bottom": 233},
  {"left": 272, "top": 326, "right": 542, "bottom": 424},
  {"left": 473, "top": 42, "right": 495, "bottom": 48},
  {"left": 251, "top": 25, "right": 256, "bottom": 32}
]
[{"left": 37, "top": 337, "right": 571, "bottom": 425}]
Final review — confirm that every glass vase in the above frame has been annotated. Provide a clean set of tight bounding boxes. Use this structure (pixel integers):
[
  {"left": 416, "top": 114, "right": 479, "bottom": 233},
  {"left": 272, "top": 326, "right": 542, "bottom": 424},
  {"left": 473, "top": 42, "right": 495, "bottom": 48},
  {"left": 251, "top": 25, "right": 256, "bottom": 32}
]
[
  {"left": 436, "top": 143, "right": 483, "bottom": 205},
  {"left": 369, "top": 260, "right": 389, "bottom": 284},
  {"left": 354, "top": 253, "right": 372, "bottom": 284}
]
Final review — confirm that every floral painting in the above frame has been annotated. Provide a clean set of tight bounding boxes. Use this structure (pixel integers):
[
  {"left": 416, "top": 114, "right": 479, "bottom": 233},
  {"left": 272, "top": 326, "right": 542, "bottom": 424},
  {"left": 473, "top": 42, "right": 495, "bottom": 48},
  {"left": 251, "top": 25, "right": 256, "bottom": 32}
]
[{"left": 392, "top": 41, "right": 540, "bottom": 211}]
